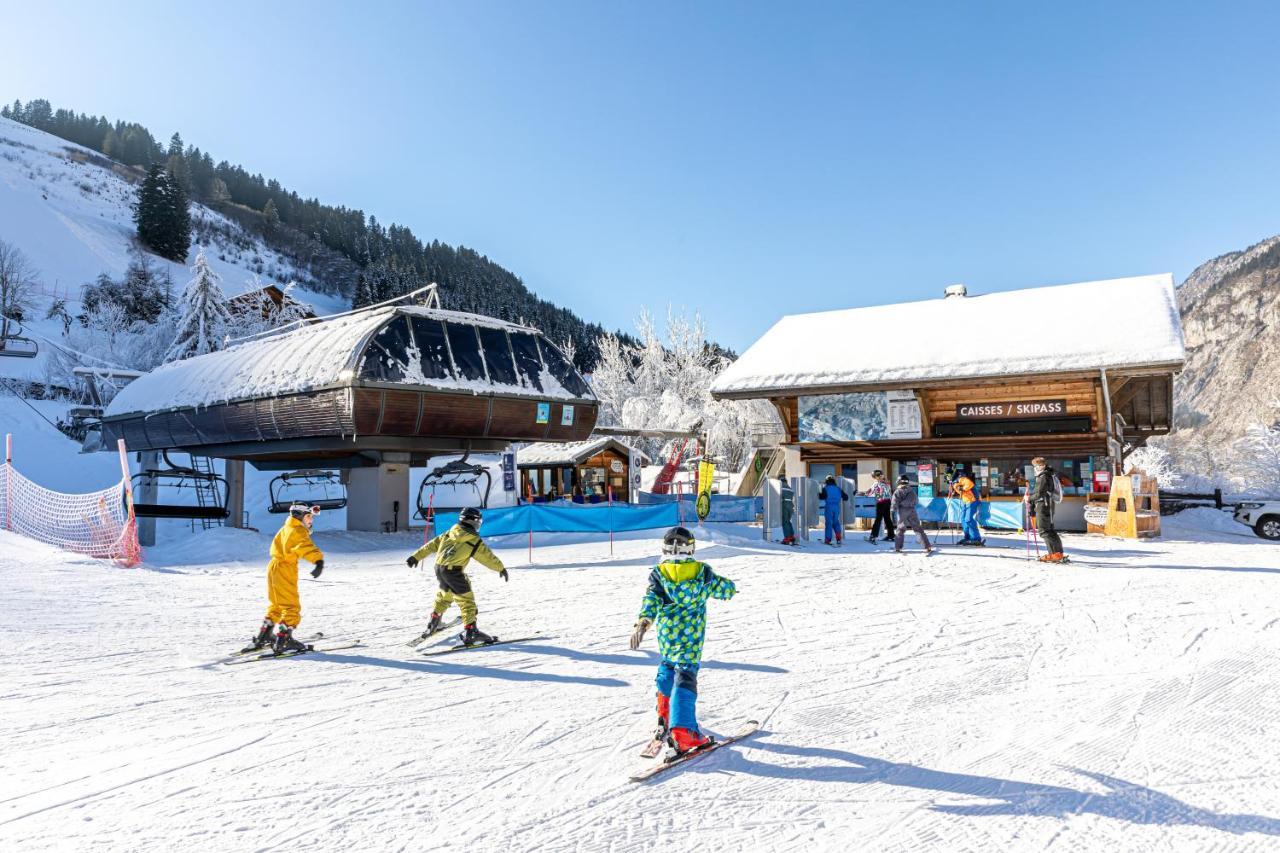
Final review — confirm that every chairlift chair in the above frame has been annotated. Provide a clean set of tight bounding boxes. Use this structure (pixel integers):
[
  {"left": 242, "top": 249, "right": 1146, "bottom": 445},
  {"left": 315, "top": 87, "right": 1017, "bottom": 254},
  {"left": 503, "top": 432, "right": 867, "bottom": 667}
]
[
  {"left": 0, "top": 321, "right": 38, "bottom": 358},
  {"left": 414, "top": 457, "right": 493, "bottom": 521},
  {"left": 268, "top": 470, "right": 348, "bottom": 514},
  {"left": 130, "top": 451, "right": 229, "bottom": 522}
]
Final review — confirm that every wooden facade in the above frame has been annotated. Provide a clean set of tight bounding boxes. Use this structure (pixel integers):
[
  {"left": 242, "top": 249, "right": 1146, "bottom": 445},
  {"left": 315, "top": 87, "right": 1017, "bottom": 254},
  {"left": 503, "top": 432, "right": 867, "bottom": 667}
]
[
  {"left": 766, "top": 369, "right": 1177, "bottom": 468},
  {"left": 518, "top": 440, "right": 638, "bottom": 502}
]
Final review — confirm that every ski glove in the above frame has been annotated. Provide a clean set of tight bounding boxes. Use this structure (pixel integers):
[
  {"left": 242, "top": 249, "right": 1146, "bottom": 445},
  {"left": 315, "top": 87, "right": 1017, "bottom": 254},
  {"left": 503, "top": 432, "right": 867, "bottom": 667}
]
[
  {"left": 311, "top": 559, "right": 325, "bottom": 579},
  {"left": 406, "top": 555, "right": 419, "bottom": 569},
  {"left": 629, "top": 618, "right": 652, "bottom": 651},
  {"left": 499, "top": 568, "right": 509, "bottom": 582}
]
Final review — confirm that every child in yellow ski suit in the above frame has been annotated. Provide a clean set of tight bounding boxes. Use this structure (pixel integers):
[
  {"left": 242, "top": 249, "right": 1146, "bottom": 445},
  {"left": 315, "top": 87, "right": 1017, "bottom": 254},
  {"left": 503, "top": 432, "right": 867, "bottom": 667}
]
[{"left": 246, "top": 503, "right": 325, "bottom": 654}]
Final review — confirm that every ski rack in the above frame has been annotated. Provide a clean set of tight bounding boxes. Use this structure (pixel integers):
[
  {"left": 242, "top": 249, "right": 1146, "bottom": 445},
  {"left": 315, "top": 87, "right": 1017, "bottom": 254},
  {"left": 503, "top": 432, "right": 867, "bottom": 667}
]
[
  {"left": 268, "top": 469, "right": 348, "bottom": 514},
  {"left": 414, "top": 456, "right": 492, "bottom": 520}
]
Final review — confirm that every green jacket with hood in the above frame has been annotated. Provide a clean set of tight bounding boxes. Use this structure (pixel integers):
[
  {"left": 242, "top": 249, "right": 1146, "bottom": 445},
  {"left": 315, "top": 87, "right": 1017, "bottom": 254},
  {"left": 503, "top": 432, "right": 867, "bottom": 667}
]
[
  {"left": 638, "top": 557, "right": 736, "bottom": 666},
  {"left": 412, "top": 523, "right": 505, "bottom": 573}
]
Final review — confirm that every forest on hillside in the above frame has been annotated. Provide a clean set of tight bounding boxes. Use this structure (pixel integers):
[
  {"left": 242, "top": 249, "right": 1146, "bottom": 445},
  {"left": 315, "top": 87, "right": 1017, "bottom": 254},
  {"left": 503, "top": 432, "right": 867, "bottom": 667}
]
[{"left": 1, "top": 98, "right": 646, "bottom": 369}]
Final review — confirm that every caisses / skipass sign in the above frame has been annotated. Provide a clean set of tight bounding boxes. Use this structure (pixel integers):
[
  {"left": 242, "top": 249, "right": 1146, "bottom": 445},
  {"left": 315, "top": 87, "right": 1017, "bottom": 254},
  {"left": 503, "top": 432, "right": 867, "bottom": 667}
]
[{"left": 955, "top": 399, "right": 1067, "bottom": 420}]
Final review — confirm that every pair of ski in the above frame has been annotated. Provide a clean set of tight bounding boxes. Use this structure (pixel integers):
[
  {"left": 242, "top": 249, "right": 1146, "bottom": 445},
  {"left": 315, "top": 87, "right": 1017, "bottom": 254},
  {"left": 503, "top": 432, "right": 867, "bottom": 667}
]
[
  {"left": 629, "top": 719, "right": 760, "bottom": 782},
  {"left": 405, "top": 617, "right": 542, "bottom": 657},
  {"left": 224, "top": 632, "right": 364, "bottom": 665}
]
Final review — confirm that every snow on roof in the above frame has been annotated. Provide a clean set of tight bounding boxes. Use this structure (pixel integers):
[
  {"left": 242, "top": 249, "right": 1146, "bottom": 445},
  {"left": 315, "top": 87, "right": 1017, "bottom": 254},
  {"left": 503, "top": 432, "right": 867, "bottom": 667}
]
[
  {"left": 518, "top": 437, "right": 648, "bottom": 467},
  {"left": 711, "top": 274, "right": 1186, "bottom": 398},
  {"left": 105, "top": 306, "right": 588, "bottom": 417}
]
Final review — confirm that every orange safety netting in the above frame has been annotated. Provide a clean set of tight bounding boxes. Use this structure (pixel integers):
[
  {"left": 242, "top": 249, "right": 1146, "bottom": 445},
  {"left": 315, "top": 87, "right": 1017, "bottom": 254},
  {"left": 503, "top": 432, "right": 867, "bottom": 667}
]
[{"left": 0, "top": 462, "right": 142, "bottom": 567}]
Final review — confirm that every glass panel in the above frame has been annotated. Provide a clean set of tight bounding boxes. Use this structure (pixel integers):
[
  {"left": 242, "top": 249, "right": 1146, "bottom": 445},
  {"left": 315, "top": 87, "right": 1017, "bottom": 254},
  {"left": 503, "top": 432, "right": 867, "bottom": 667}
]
[
  {"left": 408, "top": 317, "right": 454, "bottom": 380},
  {"left": 477, "top": 326, "right": 517, "bottom": 387},
  {"left": 510, "top": 332, "right": 544, "bottom": 391},
  {"left": 446, "top": 323, "right": 487, "bottom": 382},
  {"left": 537, "top": 339, "right": 591, "bottom": 398},
  {"left": 358, "top": 316, "right": 412, "bottom": 382},
  {"left": 808, "top": 463, "right": 836, "bottom": 482}
]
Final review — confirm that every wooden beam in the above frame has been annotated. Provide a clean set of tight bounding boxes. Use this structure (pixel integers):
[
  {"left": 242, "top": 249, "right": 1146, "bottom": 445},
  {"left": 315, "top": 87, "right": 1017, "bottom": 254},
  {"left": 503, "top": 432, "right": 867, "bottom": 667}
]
[{"left": 1111, "top": 378, "right": 1145, "bottom": 413}]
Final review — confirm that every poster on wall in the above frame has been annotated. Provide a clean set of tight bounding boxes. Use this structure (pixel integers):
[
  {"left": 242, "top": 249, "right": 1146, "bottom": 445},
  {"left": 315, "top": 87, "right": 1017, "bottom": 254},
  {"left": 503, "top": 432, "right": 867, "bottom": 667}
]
[
  {"left": 502, "top": 452, "right": 516, "bottom": 492},
  {"left": 561, "top": 405, "right": 575, "bottom": 426},
  {"left": 799, "top": 391, "right": 922, "bottom": 441},
  {"left": 536, "top": 402, "right": 550, "bottom": 424}
]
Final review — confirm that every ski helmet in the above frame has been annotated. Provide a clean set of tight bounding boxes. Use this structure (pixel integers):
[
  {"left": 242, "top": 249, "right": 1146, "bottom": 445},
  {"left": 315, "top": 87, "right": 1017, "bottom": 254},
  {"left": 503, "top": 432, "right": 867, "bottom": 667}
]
[
  {"left": 897, "top": 475, "right": 910, "bottom": 485},
  {"left": 458, "top": 507, "right": 483, "bottom": 529},
  {"left": 289, "top": 503, "right": 320, "bottom": 520},
  {"left": 662, "top": 526, "right": 696, "bottom": 556},
  {"left": 825, "top": 475, "right": 836, "bottom": 484}
]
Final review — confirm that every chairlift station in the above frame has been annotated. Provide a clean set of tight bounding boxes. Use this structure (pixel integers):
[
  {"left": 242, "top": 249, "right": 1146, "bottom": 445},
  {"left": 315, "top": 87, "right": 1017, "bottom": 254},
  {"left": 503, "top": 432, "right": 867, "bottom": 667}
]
[{"left": 97, "top": 290, "right": 598, "bottom": 541}]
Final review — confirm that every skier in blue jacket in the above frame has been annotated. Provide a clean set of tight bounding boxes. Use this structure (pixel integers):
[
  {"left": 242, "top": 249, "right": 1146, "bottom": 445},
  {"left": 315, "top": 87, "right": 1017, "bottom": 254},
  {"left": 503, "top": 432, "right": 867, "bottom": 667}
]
[{"left": 818, "top": 475, "right": 848, "bottom": 545}]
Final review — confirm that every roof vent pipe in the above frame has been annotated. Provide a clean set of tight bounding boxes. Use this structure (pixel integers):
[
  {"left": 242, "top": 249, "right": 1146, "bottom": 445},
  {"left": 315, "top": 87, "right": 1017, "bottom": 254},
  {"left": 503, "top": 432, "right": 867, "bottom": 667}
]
[{"left": 944, "top": 284, "right": 968, "bottom": 299}]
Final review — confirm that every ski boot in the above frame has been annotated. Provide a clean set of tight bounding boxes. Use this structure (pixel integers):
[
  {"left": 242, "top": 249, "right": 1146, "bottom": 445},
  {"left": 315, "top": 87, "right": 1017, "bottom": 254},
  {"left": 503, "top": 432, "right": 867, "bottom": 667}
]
[
  {"left": 1038, "top": 552, "right": 1066, "bottom": 563},
  {"left": 419, "top": 612, "right": 443, "bottom": 639},
  {"left": 242, "top": 618, "right": 275, "bottom": 653},
  {"left": 461, "top": 623, "right": 496, "bottom": 646},
  {"left": 654, "top": 692, "right": 671, "bottom": 740},
  {"left": 272, "top": 625, "right": 310, "bottom": 655},
  {"left": 666, "top": 726, "right": 714, "bottom": 759}
]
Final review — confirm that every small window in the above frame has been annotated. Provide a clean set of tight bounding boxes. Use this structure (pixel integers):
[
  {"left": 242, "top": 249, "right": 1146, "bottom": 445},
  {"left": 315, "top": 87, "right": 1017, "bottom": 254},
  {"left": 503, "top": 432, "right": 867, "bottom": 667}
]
[
  {"left": 477, "top": 326, "right": 517, "bottom": 386},
  {"left": 510, "top": 332, "right": 544, "bottom": 391},
  {"left": 538, "top": 339, "right": 591, "bottom": 398},
  {"left": 446, "top": 323, "right": 487, "bottom": 382},
  {"left": 409, "top": 317, "right": 454, "bottom": 381},
  {"left": 359, "top": 317, "right": 413, "bottom": 382}
]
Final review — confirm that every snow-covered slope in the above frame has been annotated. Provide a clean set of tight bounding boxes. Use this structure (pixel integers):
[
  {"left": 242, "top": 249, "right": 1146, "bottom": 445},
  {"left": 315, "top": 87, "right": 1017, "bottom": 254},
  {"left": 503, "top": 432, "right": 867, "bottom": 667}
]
[
  {"left": 1, "top": 519, "right": 1279, "bottom": 851},
  {"left": 0, "top": 115, "right": 347, "bottom": 384}
]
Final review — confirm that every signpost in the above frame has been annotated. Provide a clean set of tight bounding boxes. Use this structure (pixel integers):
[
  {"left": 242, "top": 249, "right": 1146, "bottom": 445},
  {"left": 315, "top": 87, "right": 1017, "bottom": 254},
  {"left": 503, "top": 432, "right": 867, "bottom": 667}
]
[{"left": 955, "top": 399, "right": 1067, "bottom": 420}]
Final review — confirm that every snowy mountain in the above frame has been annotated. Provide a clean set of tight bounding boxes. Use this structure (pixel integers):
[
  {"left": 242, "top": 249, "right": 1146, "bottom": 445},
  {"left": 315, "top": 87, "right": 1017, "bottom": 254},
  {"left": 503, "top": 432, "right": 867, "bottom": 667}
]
[
  {"left": 0, "top": 115, "right": 347, "bottom": 385},
  {"left": 1175, "top": 234, "right": 1280, "bottom": 442}
]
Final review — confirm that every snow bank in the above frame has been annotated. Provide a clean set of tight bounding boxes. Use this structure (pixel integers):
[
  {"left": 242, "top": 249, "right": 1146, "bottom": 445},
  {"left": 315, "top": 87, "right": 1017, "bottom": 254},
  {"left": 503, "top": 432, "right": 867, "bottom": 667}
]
[
  {"left": 1161, "top": 506, "right": 1255, "bottom": 541},
  {"left": 712, "top": 273, "right": 1186, "bottom": 396}
]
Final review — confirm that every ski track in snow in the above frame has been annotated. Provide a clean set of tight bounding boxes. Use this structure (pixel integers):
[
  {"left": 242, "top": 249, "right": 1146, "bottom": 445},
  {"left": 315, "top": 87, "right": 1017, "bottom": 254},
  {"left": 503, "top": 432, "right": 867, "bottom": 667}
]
[{"left": 2, "top": 522, "right": 1280, "bottom": 852}]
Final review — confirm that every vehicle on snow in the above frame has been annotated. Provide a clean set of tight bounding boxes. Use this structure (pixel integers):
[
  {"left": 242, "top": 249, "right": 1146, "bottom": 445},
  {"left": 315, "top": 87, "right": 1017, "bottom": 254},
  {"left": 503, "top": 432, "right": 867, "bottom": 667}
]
[{"left": 1234, "top": 501, "right": 1280, "bottom": 540}]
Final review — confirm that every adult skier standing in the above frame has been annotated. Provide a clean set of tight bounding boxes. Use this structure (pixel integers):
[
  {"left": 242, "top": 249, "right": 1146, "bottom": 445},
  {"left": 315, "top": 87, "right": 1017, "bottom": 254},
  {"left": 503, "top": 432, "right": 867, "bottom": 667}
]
[
  {"left": 777, "top": 472, "right": 796, "bottom": 545},
  {"left": 891, "top": 475, "right": 933, "bottom": 553},
  {"left": 951, "top": 468, "right": 984, "bottom": 545},
  {"left": 406, "top": 507, "right": 508, "bottom": 646},
  {"left": 1028, "top": 456, "right": 1066, "bottom": 562},
  {"left": 818, "top": 475, "right": 848, "bottom": 545},
  {"left": 245, "top": 502, "right": 325, "bottom": 655},
  {"left": 866, "top": 469, "right": 896, "bottom": 543},
  {"left": 630, "top": 526, "right": 737, "bottom": 757}
]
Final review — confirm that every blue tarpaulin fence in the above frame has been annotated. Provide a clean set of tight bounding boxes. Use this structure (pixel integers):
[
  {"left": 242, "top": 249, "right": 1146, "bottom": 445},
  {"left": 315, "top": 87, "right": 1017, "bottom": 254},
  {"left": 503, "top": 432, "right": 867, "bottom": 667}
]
[
  {"left": 852, "top": 496, "right": 1023, "bottom": 529},
  {"left": 431, "top": 494, "right": 762, "bottom": 537},
  {"left": 636, "top": 493, "right": 762, "bottom": 522}
]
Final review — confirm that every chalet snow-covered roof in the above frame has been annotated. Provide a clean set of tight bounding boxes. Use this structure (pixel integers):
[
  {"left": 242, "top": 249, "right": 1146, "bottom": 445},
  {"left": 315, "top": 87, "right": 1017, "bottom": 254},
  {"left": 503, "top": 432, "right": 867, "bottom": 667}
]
[
  {"left": 711, "top": 273, "right": 1186, "bottom": 399},
  {"left": 517, "top": 437, "right": 648, "bottom": 467},
  {"left": 105, "top": 305, "right": 595, "bottom": 417}
]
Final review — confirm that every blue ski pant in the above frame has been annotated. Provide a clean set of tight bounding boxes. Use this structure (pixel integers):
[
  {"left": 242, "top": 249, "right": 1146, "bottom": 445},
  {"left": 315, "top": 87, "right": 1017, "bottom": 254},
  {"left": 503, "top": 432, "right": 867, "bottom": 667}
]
[
  {"left": 656, "top": 660, "right": 701, "bottom": 732},
  {"left": 961, "top": 501, "right": 981, "bottom": 541},
  {"left": 823, "top": 507, "right": 842, "bottom": 543}
]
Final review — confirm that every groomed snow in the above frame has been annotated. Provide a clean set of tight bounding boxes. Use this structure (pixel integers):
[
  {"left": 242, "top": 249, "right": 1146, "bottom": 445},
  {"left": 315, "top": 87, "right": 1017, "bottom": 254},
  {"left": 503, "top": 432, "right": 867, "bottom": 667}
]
[
  {"left": 2, "top": 514, "right": 1279, "bottom": 851},
  {"left": 711, "top": 274, "right": 1186, "bottom": 397}
]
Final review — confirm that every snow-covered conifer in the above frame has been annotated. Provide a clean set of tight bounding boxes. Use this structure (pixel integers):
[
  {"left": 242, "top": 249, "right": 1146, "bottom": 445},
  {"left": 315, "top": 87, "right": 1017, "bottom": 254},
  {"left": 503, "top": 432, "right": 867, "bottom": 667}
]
[{"left": 164, "top": 250, "right": 231, "bottom": 362}]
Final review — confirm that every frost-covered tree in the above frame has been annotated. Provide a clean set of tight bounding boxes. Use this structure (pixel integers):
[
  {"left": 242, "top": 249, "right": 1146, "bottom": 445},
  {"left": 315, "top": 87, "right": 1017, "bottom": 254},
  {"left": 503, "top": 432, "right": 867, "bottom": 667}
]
[
  {"left": 164, "top": 251, "right": 231, "bottom": 362},
  {"left": 0, "top": 239, "right": 37, "bottom": 340},
  {"left": 1124, "top": 443, "right": 1181, "bottom": 488},
  {"left": 592, "top": 307, "right": 780, "bottom": 472},
  {"left": 1232, "top": 403, "right": 1280, "bottom": 497}
]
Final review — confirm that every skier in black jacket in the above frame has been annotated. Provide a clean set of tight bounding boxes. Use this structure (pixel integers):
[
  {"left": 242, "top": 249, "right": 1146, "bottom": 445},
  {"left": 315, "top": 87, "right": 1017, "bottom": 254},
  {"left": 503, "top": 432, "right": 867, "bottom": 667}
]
[{"left": 1028, "top": 456, "right": 1065, "bottom": 563}]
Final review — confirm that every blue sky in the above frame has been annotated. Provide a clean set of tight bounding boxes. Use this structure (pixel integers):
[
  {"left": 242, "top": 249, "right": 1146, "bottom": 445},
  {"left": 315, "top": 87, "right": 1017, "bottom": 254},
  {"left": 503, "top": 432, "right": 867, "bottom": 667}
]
[{"left": 4, "top": 1, "right": 1279, "bottom": 350}]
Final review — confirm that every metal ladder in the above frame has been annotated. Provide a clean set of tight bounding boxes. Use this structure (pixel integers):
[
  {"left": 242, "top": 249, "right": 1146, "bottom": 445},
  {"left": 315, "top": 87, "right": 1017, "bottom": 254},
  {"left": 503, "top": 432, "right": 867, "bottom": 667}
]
[{"left": 189, "top": 455, "right": 225, "bottom": 530}]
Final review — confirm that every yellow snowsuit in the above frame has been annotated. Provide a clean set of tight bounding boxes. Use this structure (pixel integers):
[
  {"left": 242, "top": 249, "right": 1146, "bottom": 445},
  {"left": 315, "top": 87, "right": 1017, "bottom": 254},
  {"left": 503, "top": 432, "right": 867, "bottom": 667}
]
[
  {"left": 411, "top": 523, "right": 504, "bottom": 624},
  {"left": 264, "top": 516, "right": 324, "bottom": 628}
]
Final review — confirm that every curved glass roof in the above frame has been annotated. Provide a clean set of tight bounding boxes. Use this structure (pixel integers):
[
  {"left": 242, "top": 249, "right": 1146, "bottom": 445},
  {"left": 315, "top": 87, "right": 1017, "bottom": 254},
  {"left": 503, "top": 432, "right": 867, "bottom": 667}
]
[{"left": 105, "top": 306, "right": 595, "bottom": 418}]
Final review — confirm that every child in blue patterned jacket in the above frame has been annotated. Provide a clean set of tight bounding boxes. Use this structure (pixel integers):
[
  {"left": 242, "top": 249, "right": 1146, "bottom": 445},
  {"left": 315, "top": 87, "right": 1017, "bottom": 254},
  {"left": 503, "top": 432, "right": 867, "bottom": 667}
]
[{"left": 629, "top": 525, "right": 737, "bottom": 755}]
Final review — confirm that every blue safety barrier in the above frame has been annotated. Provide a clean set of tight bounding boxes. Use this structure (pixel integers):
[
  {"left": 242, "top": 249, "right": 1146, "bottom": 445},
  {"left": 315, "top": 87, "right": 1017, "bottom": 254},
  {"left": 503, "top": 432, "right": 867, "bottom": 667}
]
[
  {"left": 433, "top": 501, "right": 681, "bottom": 537},
  {"left": 914, "top": 498, "right": 1024, "bottom": 530},
  {"left": 636, "top": 493, "right": 762, "bottom": 522}
]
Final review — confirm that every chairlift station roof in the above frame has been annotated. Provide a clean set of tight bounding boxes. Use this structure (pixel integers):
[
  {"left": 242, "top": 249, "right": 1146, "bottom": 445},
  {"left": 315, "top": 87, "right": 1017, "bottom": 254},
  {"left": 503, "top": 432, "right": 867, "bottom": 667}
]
[{"left": 100, "top": 305, "right": 598, "bottom": 465}]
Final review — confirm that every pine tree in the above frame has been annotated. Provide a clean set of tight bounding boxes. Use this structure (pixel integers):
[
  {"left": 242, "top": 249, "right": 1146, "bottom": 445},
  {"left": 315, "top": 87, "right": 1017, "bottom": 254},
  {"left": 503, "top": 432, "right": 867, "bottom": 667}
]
[
  {"left": 164, "top": 250, "right": 231, "bottom": 362},
  {"left": 134, "top": 164, "right": 191, "bottom": 262},
  {"left": 263, "top": 198, "right": 279, "bottom": 232},
  {"left": 166, "top": 132, "right": 192, "bottom": 196}
]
